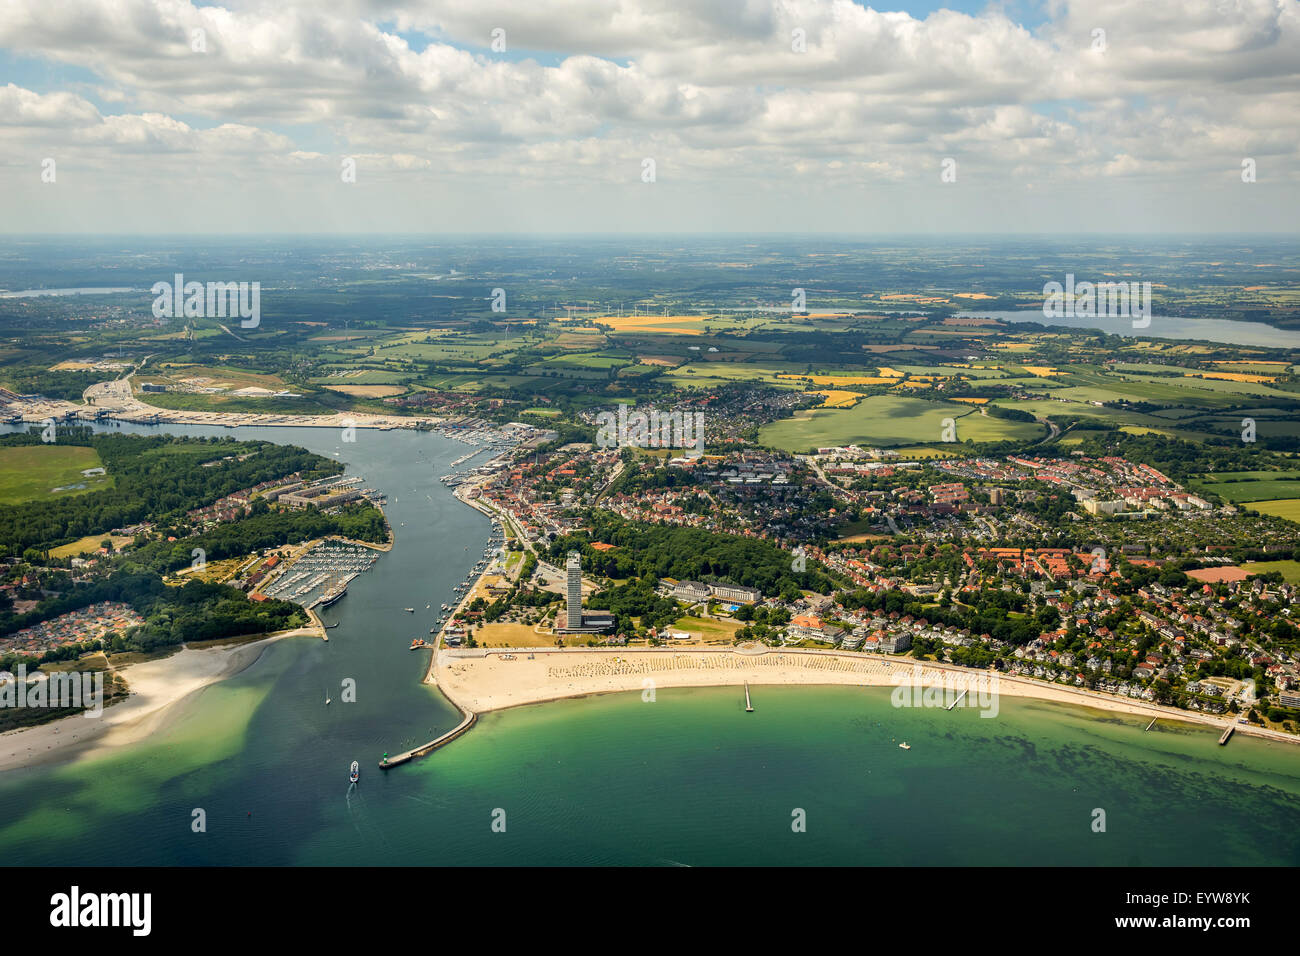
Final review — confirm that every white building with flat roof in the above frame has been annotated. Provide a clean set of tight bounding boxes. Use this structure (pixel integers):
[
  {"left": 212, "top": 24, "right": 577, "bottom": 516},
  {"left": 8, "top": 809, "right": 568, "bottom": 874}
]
[{"left": 566, "top": 551, "right": 583, "bottom": 628}]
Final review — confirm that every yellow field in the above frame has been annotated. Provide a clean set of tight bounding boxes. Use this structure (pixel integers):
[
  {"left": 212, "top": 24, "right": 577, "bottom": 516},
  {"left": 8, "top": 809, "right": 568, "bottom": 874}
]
[
  {"left": 809, "top": 390, "right": 863, "bottom": 408},
  {"left": 50, "top": 533, "right": 133, "bottom": 558},
  {"left": 1188, "top": 372, "right": 1278, "bottom": 384},
  {"left": 1021, "top": 366, "right": 1062, "bottom": 377},
  {"left": 890, "top": 446, "right": 964, "bottom": 459},
  {"left": 951, "top": 397, "right": 990, "bottom": 404},
  {"left": 591, "top": 314, "right": 708, "bottom": 335}
]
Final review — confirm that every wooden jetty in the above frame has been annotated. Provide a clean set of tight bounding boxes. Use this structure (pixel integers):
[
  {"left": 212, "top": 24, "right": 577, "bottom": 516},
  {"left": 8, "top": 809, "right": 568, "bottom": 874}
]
[
  {"left": 946, "top": 689, "right": 968, "bottom": 711},
  {"left": 1219, "top": 724, "right": 1234, "bottom": 746},
  {"left": 744, "top": 682, "right": 753, "bottom": 712},
  {"left": 1145, "top": 717, "right": 1157, "bottom": 731}
]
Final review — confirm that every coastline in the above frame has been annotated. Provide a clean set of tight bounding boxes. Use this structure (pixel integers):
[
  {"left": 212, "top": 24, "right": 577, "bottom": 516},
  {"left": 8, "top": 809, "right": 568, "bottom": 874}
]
[
  {"left": 417, "top": 484, "right": 1300, "bottom": 752},
  {"left": 432, "top": 647, "right": 1300, "bottom": 747},
  {"left": 0, "top": 627, "right": 317, "bottom": 774}
]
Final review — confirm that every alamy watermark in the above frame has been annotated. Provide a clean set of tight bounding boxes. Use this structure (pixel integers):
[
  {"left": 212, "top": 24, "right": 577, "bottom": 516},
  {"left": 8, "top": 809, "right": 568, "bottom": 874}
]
[
  {"left": 1042, "top": 274, "right": 1152, "bottom": 329},
  {"left": 0, "top": 665, "right": 104, "bottom": 717},
  {"left": 890, "top": 663, "right": 999, "bottom": 718},
  {"left": 151, "top": 273, "right": 260, "bottom": 328},
  {"left": 595, "top": 406, "right": 705, "bottom": 452}
]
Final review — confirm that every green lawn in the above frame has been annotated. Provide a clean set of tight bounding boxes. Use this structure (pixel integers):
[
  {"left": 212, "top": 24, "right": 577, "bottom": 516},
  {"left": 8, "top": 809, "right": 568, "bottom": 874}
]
[
  {"left": 0, "top": 444, "right": 111, "bottom": 504},
  {"left": 671, "top": 615, "right": 743, "bottom": 640}
]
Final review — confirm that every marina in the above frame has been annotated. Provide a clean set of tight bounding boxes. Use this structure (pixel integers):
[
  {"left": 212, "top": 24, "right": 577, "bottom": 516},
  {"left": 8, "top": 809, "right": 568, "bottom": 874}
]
[{"left": 258, "top": 540, "right": 380, "bottom": 610}]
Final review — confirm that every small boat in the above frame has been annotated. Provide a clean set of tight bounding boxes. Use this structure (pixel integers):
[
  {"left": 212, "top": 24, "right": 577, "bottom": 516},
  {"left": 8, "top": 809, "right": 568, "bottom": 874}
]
[
  {"left": 404, "top": 607, "right": 415, "bottom": 613},
  {"left": 349, "top": 760, "right": 359, "bottom": 783},
  {"left": 899, "top": 742, "right": 911, "bottom": 750},
  {"left": 409, "top": 638, "right": 427, "bottom": 650},
  {"left": 325, "top": 696, "right": 331, "bottom": 705}
]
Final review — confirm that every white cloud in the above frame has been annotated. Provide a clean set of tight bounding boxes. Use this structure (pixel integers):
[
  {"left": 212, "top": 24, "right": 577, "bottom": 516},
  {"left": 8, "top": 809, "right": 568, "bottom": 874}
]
[{"left": 0, "top": 0, "right": 1296, "bottom": 231}]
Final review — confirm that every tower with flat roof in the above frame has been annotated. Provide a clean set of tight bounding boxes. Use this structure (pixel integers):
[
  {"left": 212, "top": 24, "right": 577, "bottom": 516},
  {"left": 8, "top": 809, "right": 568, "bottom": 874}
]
[{"left": 566, "top": 551, "right": 582, "bottom": 628}]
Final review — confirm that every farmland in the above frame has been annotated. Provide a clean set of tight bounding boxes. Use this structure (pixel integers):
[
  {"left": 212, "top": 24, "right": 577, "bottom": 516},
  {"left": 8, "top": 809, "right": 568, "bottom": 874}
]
[
  {"left": 758, "top": 394, "right": 1045, "bottom": 452},
  {"left": 1248, "top": 499, "right": 1300, "bottom": 523}
]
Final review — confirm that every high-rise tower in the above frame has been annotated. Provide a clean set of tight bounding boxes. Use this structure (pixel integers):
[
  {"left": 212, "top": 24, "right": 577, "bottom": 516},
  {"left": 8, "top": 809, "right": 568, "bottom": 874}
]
[{"left": 566, "top": 551, "right": 582, "bottom": 628}]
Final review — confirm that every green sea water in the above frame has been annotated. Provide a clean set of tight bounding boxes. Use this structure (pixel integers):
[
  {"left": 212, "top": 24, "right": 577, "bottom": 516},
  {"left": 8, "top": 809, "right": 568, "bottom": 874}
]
[
  {"left": 2, "top": 422, "right": 1298, "bottom": 866},
  {"left": 3, "top": 679, "right": 1300, "bottom": 866}
]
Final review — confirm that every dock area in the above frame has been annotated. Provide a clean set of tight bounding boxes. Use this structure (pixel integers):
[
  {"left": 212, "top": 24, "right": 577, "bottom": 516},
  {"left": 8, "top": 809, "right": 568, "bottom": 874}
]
[
  {"left": 744, "top": 682, "right": 753, "bottom": 712},
  {"left": 1219, "top": 724, "right": 1235, "bottom": 745}
]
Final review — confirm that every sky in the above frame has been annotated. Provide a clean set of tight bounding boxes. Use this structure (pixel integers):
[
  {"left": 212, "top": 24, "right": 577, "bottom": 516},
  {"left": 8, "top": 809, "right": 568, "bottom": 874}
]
[{"left": 0, "top": 0, "right": 1297, "bottom": 233}]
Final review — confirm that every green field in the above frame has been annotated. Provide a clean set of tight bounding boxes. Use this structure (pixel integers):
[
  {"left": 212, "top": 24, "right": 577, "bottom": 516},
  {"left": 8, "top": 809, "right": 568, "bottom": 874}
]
[
  {"left": 1242, "top": 560, "right": 1300, "bottom": 584},
  {"left": 1191, "top": 476, "right": 1300, "bottom": 503},
  {"left": 671, "top": 615, "right": 743, "bottom": 641},
  {"left": 758, "top": 394, "right": 1045, "bottom": 451},
  {"left": 1250, "top": 499, "right": 1300, "bottom": 523},
  {"left": 0, "top": 445, "right": 110, "bottom": 505}
]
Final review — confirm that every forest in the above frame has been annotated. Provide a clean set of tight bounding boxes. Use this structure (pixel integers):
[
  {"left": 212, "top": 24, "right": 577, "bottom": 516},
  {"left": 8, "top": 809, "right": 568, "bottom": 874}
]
[{"left": 548, "top": 511, "right": 845, "bottom": 599}]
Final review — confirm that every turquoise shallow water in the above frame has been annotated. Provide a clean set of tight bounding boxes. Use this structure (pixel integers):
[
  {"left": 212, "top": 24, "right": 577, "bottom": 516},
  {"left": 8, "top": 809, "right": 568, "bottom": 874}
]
[
  {"left": 3, "top": 681, "right": 1300, "bottom": 866},
  {"left": 1, "top": 421, "right": 1298, "bottom": 866}
]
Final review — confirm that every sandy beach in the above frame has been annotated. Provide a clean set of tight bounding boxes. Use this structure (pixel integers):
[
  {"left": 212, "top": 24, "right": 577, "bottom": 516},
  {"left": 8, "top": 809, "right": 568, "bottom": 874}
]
[
  {"left": 433, "top": 647, "right": 1300, "bottom": 746},
  {"left": 0, "top": 628, "right": 316, "bottom": 774}
]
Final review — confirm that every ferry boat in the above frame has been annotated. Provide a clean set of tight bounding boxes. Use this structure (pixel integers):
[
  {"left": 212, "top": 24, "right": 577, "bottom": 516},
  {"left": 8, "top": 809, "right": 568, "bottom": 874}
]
[{"left": 349, "top": 760, "right": 359, "bottom": 784}]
